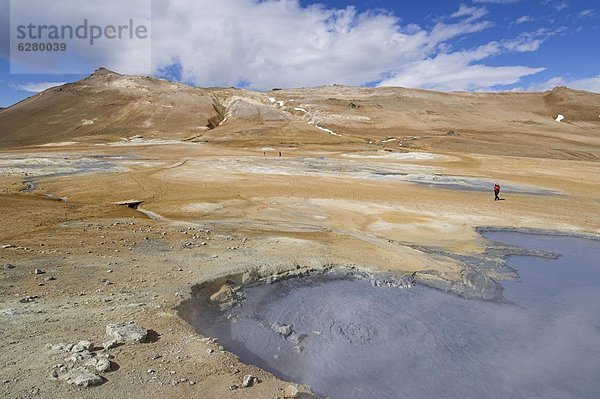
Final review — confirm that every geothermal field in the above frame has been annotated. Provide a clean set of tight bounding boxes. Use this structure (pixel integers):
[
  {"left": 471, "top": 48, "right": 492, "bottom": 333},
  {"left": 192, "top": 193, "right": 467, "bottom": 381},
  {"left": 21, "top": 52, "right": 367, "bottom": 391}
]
[{"left": 1, "top": 68, "right": 599, "bottom": 398}]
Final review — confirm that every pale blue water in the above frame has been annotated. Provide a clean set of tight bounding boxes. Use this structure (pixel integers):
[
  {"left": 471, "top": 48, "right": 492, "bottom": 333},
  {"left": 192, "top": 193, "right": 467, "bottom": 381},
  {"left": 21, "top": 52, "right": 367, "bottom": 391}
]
[{"left": 183, "top": 233, "right": 600, "bottom": 399}]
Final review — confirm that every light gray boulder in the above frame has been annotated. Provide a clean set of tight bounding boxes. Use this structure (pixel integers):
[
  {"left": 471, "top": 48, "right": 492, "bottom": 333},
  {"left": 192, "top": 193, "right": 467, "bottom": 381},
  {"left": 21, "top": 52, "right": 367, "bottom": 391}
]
[{"left": 104, "top": 321, "right": 148, "bottom": 347}]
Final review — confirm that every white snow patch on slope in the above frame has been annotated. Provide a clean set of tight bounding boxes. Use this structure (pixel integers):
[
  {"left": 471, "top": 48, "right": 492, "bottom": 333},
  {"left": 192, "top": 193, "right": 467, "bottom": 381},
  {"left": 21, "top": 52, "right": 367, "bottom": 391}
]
[
  {"left": 316, "top": 125, "right": 341, "bottom": 136},
  {"left": 555, "top": 114, "right": 565, "bottom": 122},
  {"left": 343, "top": 151, "right": 449, "bottom": 161},
  {"left": 101, "top": 139, "right": 194, "bottom": 147},
  {"left": 38, "top": 141, "right": 79, "bottom": 147}
]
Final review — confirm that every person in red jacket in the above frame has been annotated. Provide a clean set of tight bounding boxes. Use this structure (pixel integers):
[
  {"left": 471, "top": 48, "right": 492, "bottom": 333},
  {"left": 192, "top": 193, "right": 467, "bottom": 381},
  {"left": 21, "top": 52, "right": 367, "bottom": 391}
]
[{"left": 494, "top": 184, "right": 501, "bottom": 201}]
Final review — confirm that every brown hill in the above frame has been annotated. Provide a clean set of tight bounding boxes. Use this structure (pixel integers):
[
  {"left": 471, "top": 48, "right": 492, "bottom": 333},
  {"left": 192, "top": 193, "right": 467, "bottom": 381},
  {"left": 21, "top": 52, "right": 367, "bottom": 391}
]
[
  {"left": 0, "top": 69, "right": 598, "bottom": 158},
  {"left": 0, "top": 68, "right": 222, "bottom": 147}
]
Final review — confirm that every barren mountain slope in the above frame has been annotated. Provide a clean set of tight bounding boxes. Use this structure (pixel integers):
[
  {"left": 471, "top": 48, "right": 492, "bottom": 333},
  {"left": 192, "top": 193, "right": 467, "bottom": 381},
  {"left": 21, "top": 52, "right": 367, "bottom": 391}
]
[
  {"left": 265, "top": 85, "right": 600, "bottom": 159},
  {"left": 0, "top": 70, "right": 598, "bottom": 159},
  {"left": 0, "top": 68, "right": 223, "bottom": 147}
]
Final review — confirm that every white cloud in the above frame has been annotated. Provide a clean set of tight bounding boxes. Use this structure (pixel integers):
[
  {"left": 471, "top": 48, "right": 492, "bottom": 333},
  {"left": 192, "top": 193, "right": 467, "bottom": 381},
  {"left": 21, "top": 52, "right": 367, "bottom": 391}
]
[
  {"left": 13, "top": 82, "right": 67, "bottom": 92},
  {"left": 515, "top": 15, "right": 534, "bottom": 24},
  {"left": 579, "top": 9, "right": 595, "bottom": 18},
  {"left": 450, "top": 5, "right": 488, "bottom": 20},
  {"left": 527, "top": 75, "right": 600, "bottom": 93},
  {"left": 378, "top": 30, "right": 553, "bottom": 91},
  {"left": 377, "top": 54, "right": 544, "bottom": 92},
  {"left": 152, "top": 1, "right": 430, "bottom": 89},
  {"left": 555, "top": 2, "right": 569, "bottom": 11},
  {"left": 4, "top": 1, "right": 554, "bottom": 92},
  {"left": 503, "top": 28, "right": 556, "bottom": 51},
  {"left": 150, "top": 1, "right": 501, "bottom": 90}
]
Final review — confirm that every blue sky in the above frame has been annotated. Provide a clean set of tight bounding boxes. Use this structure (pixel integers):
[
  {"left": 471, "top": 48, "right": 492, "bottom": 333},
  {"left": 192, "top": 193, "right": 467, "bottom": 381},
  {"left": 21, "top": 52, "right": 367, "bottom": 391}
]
[{"left": 0, "top": 0, "right": 598, "bottom": 107}]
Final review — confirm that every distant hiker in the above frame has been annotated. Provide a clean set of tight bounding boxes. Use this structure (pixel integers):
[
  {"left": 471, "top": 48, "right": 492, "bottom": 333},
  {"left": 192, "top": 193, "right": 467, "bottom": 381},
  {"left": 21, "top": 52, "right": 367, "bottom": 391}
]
[{"left": 494, "top": 184, "right": 501, "bottom": 201}]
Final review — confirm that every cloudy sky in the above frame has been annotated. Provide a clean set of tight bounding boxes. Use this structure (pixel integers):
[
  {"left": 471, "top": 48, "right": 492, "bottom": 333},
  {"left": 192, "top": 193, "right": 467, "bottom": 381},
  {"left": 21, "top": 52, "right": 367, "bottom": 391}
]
[{"left": 0, "top": 0, "right": 598, "bottom": 107}]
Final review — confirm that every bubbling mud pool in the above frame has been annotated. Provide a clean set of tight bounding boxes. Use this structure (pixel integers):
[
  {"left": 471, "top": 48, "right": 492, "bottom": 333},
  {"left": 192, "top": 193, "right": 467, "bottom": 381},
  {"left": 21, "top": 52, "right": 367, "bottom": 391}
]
[{"left": 180, "top": 233, "right": 600, "bottom": 399}]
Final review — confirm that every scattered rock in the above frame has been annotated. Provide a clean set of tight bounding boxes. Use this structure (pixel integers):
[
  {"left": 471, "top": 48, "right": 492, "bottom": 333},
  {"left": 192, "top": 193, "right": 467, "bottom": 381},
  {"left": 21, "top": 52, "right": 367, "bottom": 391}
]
[
  {"left": 242, "top": 268, "right": 261, "bottom": 285},
  {"left": 284, "top": 385, "right": 300, "bottom": 398},
  {"left": 2, "top": 308, "right": 32, "bottom": 316},
  {"left": 370, "top": 272, "right": 415, "bottom": 289},
  {"left": 92, "top": 356, "right": 111, "bottom": 372},
  {"left": 229, "top": 384, "right": 239, "bottom": 391},
  {"left": 242, "top": 375, "right": 257, "bottom": 388},
  {"left": 71, "top": 340, "right": 93, "bottom": 353},
  {"left": 2, "top": 244, "right": 15, "bottom": 249},
  {"left": 105, "top": 321, "right": 149, "bottom": 346},
  {"left": 82, "top": 353, "right": 112, "bottom": 372},
  {"left": 3, "top": 263, "right": 15, "bottom": 270},
  {"left": 271, "top": 322, "right": 293, "bottom": 338},
  {"left": 48, "top": 343, "right": 72, "bottom": 353},
  {"left": 103, "top": 339, "right": 119, "bottom": 350},
  {"left": 48, "top": 340, "right": 115, "bottom": 388},
  {"left": 34, "top": 268, "right": 45, "bottom": 275},
  {"left": 19, "top": 295, "right": 39, "bottom": 303},
  {"left": 62, "top": 367, "right": 104, "bottom": 387},
  {"left": 456, "top": 267, "right": 503, "bottom": 301},
  {"left": 209, "top": 284, "right": 236, "bottom": 304},
  {"left": 288, "top": 332, "right": 307, "bottom": 345},
  {"left": 44, "top": 276, "right": 56, "bottom": 282}
]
